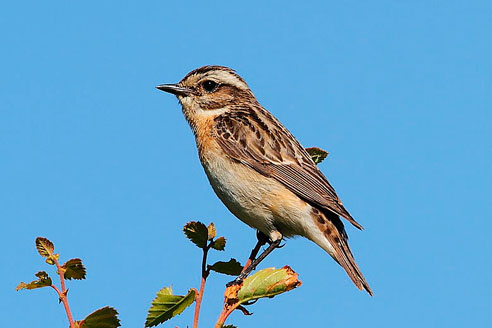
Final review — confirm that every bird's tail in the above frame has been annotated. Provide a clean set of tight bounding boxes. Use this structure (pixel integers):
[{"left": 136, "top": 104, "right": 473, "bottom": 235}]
[{"left": 310, "top": 208, "right": 373, "bottom": 295}]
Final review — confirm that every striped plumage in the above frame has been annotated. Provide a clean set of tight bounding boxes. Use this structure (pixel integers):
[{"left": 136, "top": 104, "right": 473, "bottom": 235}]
[{"left": 157, "top": 66, "right": 372, "bottom": 295}]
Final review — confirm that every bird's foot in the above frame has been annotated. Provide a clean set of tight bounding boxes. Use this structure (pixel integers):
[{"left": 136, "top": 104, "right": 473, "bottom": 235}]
[{"left": 276, "top": 241, "right": 286, "bottom": 248}]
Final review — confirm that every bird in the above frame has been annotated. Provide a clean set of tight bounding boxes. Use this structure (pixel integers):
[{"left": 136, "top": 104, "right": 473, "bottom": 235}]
[{"left": 156, "top": 65, "right": 372, "bottom": 295}]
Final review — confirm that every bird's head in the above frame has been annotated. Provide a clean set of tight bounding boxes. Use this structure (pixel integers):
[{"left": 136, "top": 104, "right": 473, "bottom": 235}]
[{"left": 156, "top": 66, "right": 257, "bottom": 128}]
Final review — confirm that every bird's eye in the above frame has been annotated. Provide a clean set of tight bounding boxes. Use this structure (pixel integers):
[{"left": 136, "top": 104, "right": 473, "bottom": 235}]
[{"left": 202, "top": 80, "right": 218, "bottom": 92}]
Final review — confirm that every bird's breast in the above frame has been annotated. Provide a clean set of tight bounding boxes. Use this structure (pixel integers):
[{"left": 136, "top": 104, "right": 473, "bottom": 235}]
[{"left": 196, "top": 136, "right": 311, "bottom": 238}]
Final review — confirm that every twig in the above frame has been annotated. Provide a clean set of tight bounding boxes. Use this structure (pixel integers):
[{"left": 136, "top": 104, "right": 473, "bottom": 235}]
[
  {"left": 193, "top": 241, "right": 212, "bottom": 328},
  {"left": 240, "top": 231, "right": 269, "bottom": 274},
  {"left": 52, "top": 257, "right": 75, "bottom": 328},
  {"left": 241, "top": 238, "right": 264, "bottom": 273},
  {"left": 215, "top": 235, "right": 266, "bottom": 327},
  {"left": 216, "top": 233, "right": 277, "bottom": 327},
  {"left": 214, "top": 284, "right": 242, "bottom": 328},
  {"left": 215, "top": 306, "right": 237, "bottom": 327}
]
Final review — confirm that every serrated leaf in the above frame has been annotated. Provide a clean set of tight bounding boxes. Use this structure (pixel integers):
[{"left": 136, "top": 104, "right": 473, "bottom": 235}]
[
  {"left": 207, "top": 223, "right": 217, "bottom": 240},
  {"left": 16, "top": 271, "right": 52, "bottom": 291},
  {"left": 35, "top": 237, "right": 54, "bottom": 258},
  {"left": 305, "top": 147, "right": 329, "bottom": 164},
  {"left": 145, "top": 287, "right": 196, "bottom": 327},
  {"left": 209, "top": 258, "right": 243, "bottom": 276},
  {"left": 211, "top": 237, "right": 226, "bottom": 251},
  {"left": 183, "top": 221, "right": 208, "bottom": 248},
  {"left": 236, "top": 266, "right": 301, "bottom": 303},
  {"left": 62, "top": 258, "right": 87, "bottom": 280},
  {"left": 78, "top": 306, "right": 121, "bottom": 328}
]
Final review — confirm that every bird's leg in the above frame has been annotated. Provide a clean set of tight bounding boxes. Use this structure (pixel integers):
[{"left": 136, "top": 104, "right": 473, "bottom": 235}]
[
  {"left": 241, "top": 231, "right": 269, "bottom": 273},
  {"left": 228, "top": 233, "right": 283, "bottom": 286}
]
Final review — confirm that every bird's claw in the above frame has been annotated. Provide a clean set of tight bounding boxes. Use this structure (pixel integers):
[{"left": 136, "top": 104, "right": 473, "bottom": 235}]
[{"left": 266, "top": 239, "right": 285, "bottom": 248}]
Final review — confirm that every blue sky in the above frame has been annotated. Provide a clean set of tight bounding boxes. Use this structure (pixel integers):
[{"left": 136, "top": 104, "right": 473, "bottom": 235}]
[{"left": 2, "top": 1, "right": 491, "bottom": 327}]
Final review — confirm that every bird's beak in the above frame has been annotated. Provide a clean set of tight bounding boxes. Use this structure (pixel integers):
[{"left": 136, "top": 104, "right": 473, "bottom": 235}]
[{"left": 156, "top": 83, "right": 194, "bottom": 97}]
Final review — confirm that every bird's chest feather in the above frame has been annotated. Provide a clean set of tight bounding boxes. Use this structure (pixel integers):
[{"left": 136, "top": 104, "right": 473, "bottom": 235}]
[
  {"left": 196, "top": 133, "right": 310, "bottom": 237},
  {"left": 199, "top": 140, "right": 274, "bottom": 218}
]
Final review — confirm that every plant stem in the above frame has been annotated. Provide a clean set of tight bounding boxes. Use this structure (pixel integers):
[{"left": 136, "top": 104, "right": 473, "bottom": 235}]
[
  {"left": 193, "top": 242, "right": 212, "bottom": 328},
  {"left": 193, "top": 276, "right": 206, "bottom": 328},
  {"left": 215, "top": 304, "right": 238, "bottom": 328},
  {"left": 215, "top": 234, "right": 267, "bottom": 327},
  {"left": 241, "top": 232, "right": 268, "bottom": 273},
  {"left": 53, "top": 257, "right": 75, "bottom": 328}
]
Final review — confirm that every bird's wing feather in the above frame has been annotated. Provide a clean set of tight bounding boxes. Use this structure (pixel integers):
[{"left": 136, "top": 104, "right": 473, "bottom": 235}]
[{"left": 213, "top": 106, "right": 363, "bottom": 230}]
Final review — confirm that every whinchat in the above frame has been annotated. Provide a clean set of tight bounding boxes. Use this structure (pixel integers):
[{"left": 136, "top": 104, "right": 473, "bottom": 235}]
[{"left": 157, "top": 66, "right": 372, "bottom": 295}]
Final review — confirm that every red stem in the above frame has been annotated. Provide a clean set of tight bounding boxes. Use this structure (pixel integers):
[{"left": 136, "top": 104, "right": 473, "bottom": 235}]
[
  {"left": 241, "top": 237, "right": 264, "bottom": 273},
  {"left": 53, "top": 257, "right": 75, "bottom": 328},
  {"left": 241, "top": 258, "right": 253, "bottom": 273},
  {"left": 193, "top": 276, "right": 206, "bottom": 328},
  {"left": 193, "top": 242, "right": 212, "bottom": 328},
  {"left": 215, "top": 304, "right": 238, "bottom": 328},
  {"left": 215, "top": 238, "right": 265, "bottom": 327},
  {"left": 50, "top": 284, "right": 62, "bottom": 296}
]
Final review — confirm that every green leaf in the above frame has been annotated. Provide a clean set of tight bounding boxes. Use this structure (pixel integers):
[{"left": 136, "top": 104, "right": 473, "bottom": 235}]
[
  {"left": 209, "top": 258, "right": 243, "bottom": 276},
  {"left": 207, "top": 222, "right": 217, "bottom": 240},
  {"left": 35, "top": 237, "right": 54, "bottom": 258},
  {"left": 62, "top": 258, "right": 87, "bottom": 280},
  {"left": 183, "top": 221, "right": 208, "bottom": 248},
  {"left": 145, "top": 287, "right": 196, "bottom": 327},
  {"left": 236, "top": 266, "right": 301, "bottom": 303},
  {"left": 78, "top": 306, "right": 121, "bottom": 328},
  {"left": 16, "top": 271, "right": 52, "bottom": 291},
  {"left": 222, "top": 325, "right": 238, "bottom": 328},
  {"left": 211, "top": 237, "right": 226, "bottom": 251},
  {"left": 305, "top": 147, "right": 329, "bottom": 164}
]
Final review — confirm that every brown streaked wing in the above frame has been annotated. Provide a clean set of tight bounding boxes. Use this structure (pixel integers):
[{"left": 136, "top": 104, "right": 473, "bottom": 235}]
[{"left": 213, "top": 106, "right": 363, "bottom": 230}]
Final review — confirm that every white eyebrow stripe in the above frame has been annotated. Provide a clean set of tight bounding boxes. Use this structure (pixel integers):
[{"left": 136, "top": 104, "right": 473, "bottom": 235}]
[{"left": 204, "top": 70, "right": 249, "bottom": 90}]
